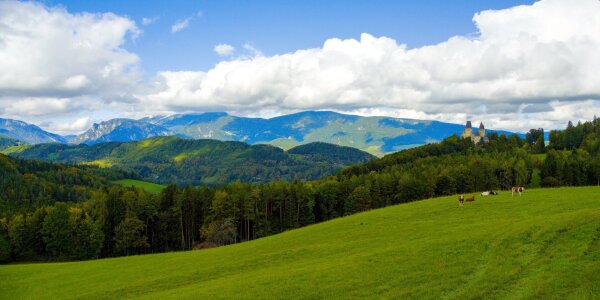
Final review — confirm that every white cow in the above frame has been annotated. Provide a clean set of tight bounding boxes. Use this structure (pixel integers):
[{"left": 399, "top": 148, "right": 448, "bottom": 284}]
[{"left": 511, "top": 187, "right": 525, "bottom": 196}]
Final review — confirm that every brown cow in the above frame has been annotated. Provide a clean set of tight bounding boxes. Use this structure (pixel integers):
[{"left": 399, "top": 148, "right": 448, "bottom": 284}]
[
  {"left": 466, "top": 195, "right": 475, "bottom": 202},
  {"left": 458, "top": 195, "right": 465, "bottom": 206}
]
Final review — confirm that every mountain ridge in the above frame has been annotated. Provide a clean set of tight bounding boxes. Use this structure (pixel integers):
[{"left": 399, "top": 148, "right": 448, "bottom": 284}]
[
  {"left": 12, "top": 136, "right": 375, "bottom": 186},
  {"left": 139, "top": 111, "right": 523, "bottom": 155},
  {"left": 0, "top": 118, "right": 66, "bottom": 144},
  {"left": 69, "top": 119, "right": 173, "bottom": 145},
  {"left": 0, "top": 111, "right": 524, "bottom": 155}
]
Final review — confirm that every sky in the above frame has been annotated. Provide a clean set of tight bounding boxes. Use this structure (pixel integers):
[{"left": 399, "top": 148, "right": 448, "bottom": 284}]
[{"left": 1, "top": 0, "right": 599, "bottom": 135}]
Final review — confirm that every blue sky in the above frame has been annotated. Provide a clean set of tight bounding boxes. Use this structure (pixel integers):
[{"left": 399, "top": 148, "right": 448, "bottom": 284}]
[
  {"left": 2, "top": 0, "right": 600, "bottom": 134},
  {"left": 46, "top": 0, "right": 534, "bottom": 74}
]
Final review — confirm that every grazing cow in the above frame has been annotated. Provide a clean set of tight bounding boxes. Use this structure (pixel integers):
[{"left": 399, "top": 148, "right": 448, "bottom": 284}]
[
  {"left": 481, "top": 190, "right": 499, "bottom": 196},
  {"left": 466, "top": 196, "right": 476, "bottom": 202},
  {"left": 458, "top": 195, "right": 465, "bottom": 206},
  {"left": 511, "top": 187, "right": 525, "bottom": 196}
]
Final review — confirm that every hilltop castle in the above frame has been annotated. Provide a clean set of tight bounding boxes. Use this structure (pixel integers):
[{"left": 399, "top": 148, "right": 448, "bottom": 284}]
[{"left": 461, "top": 121, "right": 488, "bottom": 144}]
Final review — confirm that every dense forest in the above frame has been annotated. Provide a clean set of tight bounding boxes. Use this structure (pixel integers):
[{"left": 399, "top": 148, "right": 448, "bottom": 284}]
[
  {"left": 11, "top": 137, "right": 375, "bottom": 186},
  {"left": 1, "top": 118, "right": 599, "bottom": 263}
]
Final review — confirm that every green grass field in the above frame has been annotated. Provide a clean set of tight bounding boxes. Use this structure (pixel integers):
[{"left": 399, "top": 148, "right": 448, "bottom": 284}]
[
  {"left": 1, "top": 186, "right": 599, "bottom": 299},
  {"left": 112, "top": 179, "right": 166, "bottom": 194},
  {"left": 0, "top": 144, "right": 30, "bottom": 155}
]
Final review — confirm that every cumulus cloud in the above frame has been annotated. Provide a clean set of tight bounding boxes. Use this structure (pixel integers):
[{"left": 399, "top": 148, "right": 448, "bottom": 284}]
[
  {"left": 2, "top": 0, "right": 600, "bottom": 134},
  {"left": 4, "top": 98, "right": 72, "bottom": 116},
  {"left": 140, "top": 0, "right": 600, "bottom": 131},
  {"left": 214, "top": 44, "right": 235, "bottom": 56},
  {"left": 50, "top": 116, "right": 93, "bottom": 134},
  {"left": 0, "top": 0, "right": 140, "bottom": 121},
  {"left": 171, "top": 18, "right": 191, "bottom": 33}
]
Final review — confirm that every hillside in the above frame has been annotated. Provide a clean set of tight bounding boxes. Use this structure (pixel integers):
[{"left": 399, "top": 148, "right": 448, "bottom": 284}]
[
  {"left": 0, "top": 135, "right": 20, "bottom": 151},
  {"left": 12, "top": 136, "right": 375, "bottom": 185},
  {"left": 0, "top": 153, "right": 131, "bottom": 215},
  {"left": 1, "top": 187, "right": 598, "bottom": 299}
]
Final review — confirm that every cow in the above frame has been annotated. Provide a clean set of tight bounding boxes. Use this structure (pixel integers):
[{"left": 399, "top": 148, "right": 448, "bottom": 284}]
[
  {"left": 466, "top": 195, "right": 476, "bottom": 202},
  {"left": 511, "top": 187, "right": 525, "bottom": 196},
  {"left": 458, "top": 195, "right": 465, "bottom": 206},
  {"left": 481, "top": 190, "right": 498, "bottom": 196}
]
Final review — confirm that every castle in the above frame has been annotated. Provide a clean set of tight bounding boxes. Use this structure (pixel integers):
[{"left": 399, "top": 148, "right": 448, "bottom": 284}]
[{"left": 461, "top": 121, "right": 488, "bottom": 144}]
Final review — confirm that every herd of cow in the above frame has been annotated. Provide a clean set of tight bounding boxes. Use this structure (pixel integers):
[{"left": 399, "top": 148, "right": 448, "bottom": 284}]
[{"left": 458, "top": 186, "right": 525, "bottom": 206}]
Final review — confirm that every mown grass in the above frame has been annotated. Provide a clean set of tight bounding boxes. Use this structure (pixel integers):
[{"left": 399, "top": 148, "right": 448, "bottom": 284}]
[
  {"left": 1, "top": 187, "right": 599, "bottom": 299},
  {"left": 112, "top": 179, "right": 166, "bottom": 194}
]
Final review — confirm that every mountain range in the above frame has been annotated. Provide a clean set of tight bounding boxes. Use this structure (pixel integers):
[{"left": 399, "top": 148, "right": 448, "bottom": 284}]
[{"left": 0, "top": 111, "right": 522, "bottom": 155}]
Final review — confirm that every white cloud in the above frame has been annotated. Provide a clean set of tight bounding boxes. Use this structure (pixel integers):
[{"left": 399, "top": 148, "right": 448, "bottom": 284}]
[
  {"left": 50, "top": 116, "right": 93, "bottom": 134},
  {"left": 214, "top": 44, "right": 235, "bottom": 56},
  {"left": 242, "top": 43, "right": 263, "bottom": 57},
  {"left": 4, "top": 98, "right": 72, "bottom": 116},
  {"left": 0, "top": 0, "right": 140, "bottom": 122},
  {"left": 171, "top": 18, "right": 191, "bottom": 33},
  {"left": 141, "top": 0, "right": 600, "bottom": 131},
  {"left": 142, "top": 17, "right": 158, "bottom": 26},
  {"left": 2, "top": 0, "right": 600, "bottom": 134}
]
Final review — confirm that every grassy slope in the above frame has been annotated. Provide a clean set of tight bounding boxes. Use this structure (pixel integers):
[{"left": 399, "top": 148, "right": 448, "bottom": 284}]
[
  {"left": 0, "top": 144, "right": 30, "bottom": 155},
  {"left": 1, "top": 187, "right": 599, "bottom": 299},
  {"left": 113, "top": 179, "right": 166, "bottom": 194}
]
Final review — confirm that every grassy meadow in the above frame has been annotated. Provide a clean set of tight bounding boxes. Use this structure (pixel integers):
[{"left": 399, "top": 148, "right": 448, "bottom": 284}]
[
  {"left": 1, "top": 186, "right": 599, "bottom": 299},
  {"left": 112, "top": 179, "right": 166, "bottom": 194}
]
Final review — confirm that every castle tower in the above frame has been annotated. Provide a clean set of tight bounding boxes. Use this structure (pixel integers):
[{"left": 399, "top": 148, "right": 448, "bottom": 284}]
[
  {"left": 462, "top": 121, "right": 472, "bottom": 138},
  {"left": 479, "top": 122, "right": 485, "bottom": 137}
]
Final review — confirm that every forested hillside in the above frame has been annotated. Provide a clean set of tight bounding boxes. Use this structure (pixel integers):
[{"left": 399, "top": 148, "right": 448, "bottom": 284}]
[
  {"left": 0, "top": 135, "right": 20, "bottom": 151},
  {"left": 0, "top": 154, "right": 133, "bottom": 215},
  {"left": 12, "top": 137, "right": 375, "bottom": 185},
  {"left": 1, "top": 118, "right": 598, "bottom": 264}
]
